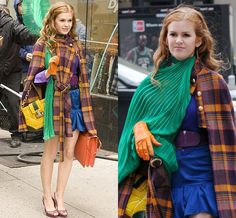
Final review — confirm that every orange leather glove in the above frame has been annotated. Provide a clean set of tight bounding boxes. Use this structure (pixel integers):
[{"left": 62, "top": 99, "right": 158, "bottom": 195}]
[
  {"left": 47, "top": 56, "right": 59, "bottom": 75},
  {"left": 134, "top": 121, "right": 161, "bottom": 161}
]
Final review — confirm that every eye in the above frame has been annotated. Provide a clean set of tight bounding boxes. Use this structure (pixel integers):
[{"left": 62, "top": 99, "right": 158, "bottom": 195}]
[
  {"left": 183, "top": 33, "right": 191, "bottom": 37},
  {"left": 169, "top": 32, "right": 177, "bottom": 37}
]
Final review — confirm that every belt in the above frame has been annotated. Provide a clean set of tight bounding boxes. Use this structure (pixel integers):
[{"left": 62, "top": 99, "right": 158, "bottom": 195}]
[
  {"left": 55, "top": 82, "right": 79, "bottom": 92},
  {"left": 70, "top": 85, "right": 79, "bottom": 90},
  {"left": 55, "top": 81, "right": 70, "bottom": 92},
  {"left": 174, "top": 129, "right": 208, "bottom": 148}
]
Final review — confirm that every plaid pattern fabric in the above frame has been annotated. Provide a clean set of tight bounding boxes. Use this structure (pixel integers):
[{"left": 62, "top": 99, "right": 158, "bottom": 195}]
[
  {"left": 118, "top": 163, "right": 173, "bottom": 218},
  {"left": 196, "top": 67, "right": 236, "bottom": 218},
  {"left": 118, "top": 173, "right": 136, "bottom": 217},
  {"left": 19, "top": 36, "right": 97, "bottom": 160},
  {"left": 146, "top": 164, "right": 173, "bottom": 218},
  {"left": 118, "top": 60, "right": 236, "bottom": 218},
  {"left": 76, "top": 41, "right": 97, "bottom": 135}
]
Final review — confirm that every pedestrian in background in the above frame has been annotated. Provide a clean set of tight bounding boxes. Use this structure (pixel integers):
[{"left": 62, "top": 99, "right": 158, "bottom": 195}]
[
  {"left": 0, "top": 6, "right": 37, "bottom": 147},
  {"left": 118, "top": 5, "right": 236, "bottom": 218},
  {"left": 13, "top": 0, "right": 43, "bottom": 143},
  {"left": 125, "top": 34, "right": 154, "bottom": 71},
  {"left": 19, "top": 2, "right": 98, "bottom": 217},
  {"left": 14, "top": 0, "right": 33, "bottom": 77}
]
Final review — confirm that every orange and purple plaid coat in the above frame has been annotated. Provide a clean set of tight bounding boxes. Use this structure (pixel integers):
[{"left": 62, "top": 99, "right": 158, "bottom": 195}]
[
  {"left": 118, "top": 60, "right": 236, "bottom": 218},
  {"left": 19, "top": 36, "right": 97, "bottom": 160}
]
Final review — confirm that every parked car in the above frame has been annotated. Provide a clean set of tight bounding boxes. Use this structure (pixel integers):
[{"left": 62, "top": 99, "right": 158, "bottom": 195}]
[
  {"left": 118, "top": 58, "right": 147, "bottom": 137},
  {"left": 230, "top": 90, "right": 236, "bottom": 101},
  {"left": 229, "top": 90, "right": 236, "bottom": 116}
]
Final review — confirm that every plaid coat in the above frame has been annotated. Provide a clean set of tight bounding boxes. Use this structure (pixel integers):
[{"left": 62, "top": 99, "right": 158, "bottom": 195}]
[
  {"left": 19, "top": 36, "right": 97, "bottom": 160},
  {"left": 118, "top": 60, "right": 236, "bottom": 218}
]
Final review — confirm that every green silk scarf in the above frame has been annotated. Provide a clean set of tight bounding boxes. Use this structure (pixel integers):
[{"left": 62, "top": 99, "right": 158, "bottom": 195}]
[
  {"left": 118, "top": 56, "right": 196, "bottom": 183},
  {"left": 43, "top": 47, "right": 55, "bottom": 140}
]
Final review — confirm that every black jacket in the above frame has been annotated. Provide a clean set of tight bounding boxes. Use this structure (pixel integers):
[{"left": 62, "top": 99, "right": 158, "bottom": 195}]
[{"left": 0, "top": 10, "right": 37, "bottom": 80}]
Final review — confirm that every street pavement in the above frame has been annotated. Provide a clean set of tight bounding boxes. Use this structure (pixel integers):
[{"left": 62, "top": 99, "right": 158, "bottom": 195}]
[{"left": 0, "top": 129, "right": 118, "bottom": 218}]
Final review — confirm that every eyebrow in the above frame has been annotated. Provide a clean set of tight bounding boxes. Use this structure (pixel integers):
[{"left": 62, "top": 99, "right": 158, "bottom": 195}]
[
  {"left": 59, "top": 18, "right": 72, "bottom": 20},
  {"left": 169, "top": 30, "right": 192, "bottom": 34}
]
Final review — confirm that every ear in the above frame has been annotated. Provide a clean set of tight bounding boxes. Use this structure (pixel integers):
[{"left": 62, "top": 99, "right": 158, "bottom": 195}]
[{"left": 195, "top": 38, "right": 202, "bottom": 48}]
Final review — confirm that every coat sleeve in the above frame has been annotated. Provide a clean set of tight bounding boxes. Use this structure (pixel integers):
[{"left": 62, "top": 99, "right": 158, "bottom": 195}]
[
  {"left": 211, "top": 75, "right": 236, "bottom": 218},
  {"left": 11, "top": 19, "right": 38, "bottom": 45},
  {"left": 21, "top": 42, "right": 45, "bottom": 100},
  {"left": 19, "top": 46, "right": 28, "bottom": 59},
  {"left": 19, "top": 42, "right": 45, "bottom": 132}
]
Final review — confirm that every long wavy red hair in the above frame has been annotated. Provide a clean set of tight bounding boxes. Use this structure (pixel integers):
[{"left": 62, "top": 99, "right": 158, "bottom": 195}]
[
  {"left": 151, "top": 5, "right": 223, "bottom": 81},
  {"left": 39, "top": 2, "right": 77, "bottom": 52}
]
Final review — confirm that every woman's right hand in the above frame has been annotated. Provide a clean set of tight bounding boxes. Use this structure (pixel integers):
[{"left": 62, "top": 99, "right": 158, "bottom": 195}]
[{"left": 133, "top": 121, "right": 161, "bottom": 161}]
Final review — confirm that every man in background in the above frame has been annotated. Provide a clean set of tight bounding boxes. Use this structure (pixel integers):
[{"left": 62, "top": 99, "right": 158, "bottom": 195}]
[
  {"left": 125, "top": 34, "right": 154, "bottom": 71},
  {"left": 14, "top": 0, "right": 33, "bottom": 77},
  {"left": 0, "top": 6, "right": 37, "bottom": 147}
]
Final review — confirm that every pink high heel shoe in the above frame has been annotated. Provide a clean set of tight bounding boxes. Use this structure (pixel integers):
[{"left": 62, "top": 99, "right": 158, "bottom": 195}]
[
  {"left": 42, "top": 197, "right": 59, "bottom": 217},
  {"left": 53, "top": 193, "right": 68, "bottom": 217}
]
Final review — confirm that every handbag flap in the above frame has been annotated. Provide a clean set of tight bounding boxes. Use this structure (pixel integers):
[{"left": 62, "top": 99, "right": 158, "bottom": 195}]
[
  {"left": 28, "top": 99, "right": 44, "bottom": 114},
  {"left": 86, "top": 137, "right": 98, "bottom": 167}
]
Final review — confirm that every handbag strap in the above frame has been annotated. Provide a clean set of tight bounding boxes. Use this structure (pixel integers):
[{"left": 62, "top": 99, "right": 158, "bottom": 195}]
[
  {"left": 21, "top": 83, "right": 33, "bottom": 108},
  {"left": 21, "top": 82, "right": 42, "bottom": 108}
]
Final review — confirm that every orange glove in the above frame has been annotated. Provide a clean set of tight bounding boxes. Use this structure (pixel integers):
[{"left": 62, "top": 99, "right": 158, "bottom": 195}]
[
  {"left": 47, "top": 56, "right": 59, "bottom": 75},
  {"left": 134, "top": 121, "right": 161, "bottom": 161}
]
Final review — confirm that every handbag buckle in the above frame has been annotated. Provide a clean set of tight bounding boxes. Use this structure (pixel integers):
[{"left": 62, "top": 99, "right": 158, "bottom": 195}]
[
  {"left": 61, "top": 84, "right": 70, "bottom": 93},
  {"left": 35, "top": 110, "right": 44, "bottom": 118}
]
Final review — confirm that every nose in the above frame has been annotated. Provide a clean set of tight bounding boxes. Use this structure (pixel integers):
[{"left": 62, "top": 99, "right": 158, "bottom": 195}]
[{"left": 176, "top": 36, "right": 183, "bottom": 44}]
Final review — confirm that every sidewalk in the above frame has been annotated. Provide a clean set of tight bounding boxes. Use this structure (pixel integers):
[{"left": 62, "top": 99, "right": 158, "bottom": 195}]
[{"left": 0, "top": 129, "right": 118, "bottom": 218}]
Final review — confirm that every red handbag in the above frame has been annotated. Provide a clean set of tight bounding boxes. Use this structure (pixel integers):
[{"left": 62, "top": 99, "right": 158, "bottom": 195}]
[{"left": 74, "top": 132, "right": 101, "bottom": 167}]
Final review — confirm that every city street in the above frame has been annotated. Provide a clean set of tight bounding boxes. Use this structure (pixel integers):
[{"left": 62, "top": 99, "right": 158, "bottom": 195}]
[{"left": 0, "top": 129, "right": 118, "bottom": 218}]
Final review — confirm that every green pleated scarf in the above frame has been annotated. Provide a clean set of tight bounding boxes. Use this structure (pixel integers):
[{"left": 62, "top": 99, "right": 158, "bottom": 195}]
[
  {"left": 118, "top": 55, "right": 196, "bottom": 183},
  {"left": 43, "top": 47, "right": 55, "bottom": 140}
]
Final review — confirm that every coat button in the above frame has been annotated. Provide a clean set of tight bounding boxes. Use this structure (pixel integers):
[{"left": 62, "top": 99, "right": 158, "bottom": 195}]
[
  {"left": 198, "top": 106, "right": 203, "bottom": 112},
  {"left": 192, "top": 78, "right": 196, "bottom": 83},
  {"left": 197, "top": 91, "right": 202, "bottom": 96}
]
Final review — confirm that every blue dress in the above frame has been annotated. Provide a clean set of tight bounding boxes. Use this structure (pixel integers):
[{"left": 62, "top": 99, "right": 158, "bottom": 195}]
[
  {"left": 171, "top": 96, "right": 219, "bottom": 218},
  {"left": 70, "top": 88, "right": 86, "bottom": 132},
  {"left": 69, "top": 57, "right": 86, "bottom": 132}
]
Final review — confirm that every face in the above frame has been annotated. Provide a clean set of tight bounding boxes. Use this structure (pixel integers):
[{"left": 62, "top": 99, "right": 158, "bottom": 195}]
[
  {"left": 166, "top": 20, "right": 201, "bottom": 61},
  {"left": 138, "top": 36, "right": 147, "bottom": 48},
  {"left": 18, "top": 2, "right": 22, "bottom": 15},
  {"left": 55, "top": 12, "right": 73, "bottom": 35}
]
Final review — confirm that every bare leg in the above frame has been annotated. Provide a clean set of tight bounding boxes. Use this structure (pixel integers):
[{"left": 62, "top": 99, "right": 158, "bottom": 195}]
[
  {"left": 190, "top": 213, "right": 214, "bottom": 218},
  {"left": 40, "top": 136, "right": 58, "bottom": 211},
  {"left": 55, "top": 130, "right": 79, "bottom": 210}
]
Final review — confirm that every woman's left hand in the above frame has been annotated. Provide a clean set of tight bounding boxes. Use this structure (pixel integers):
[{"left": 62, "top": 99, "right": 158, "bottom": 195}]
[{"left": 133, "top": 121, "right": 161, "bottom": 161}]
